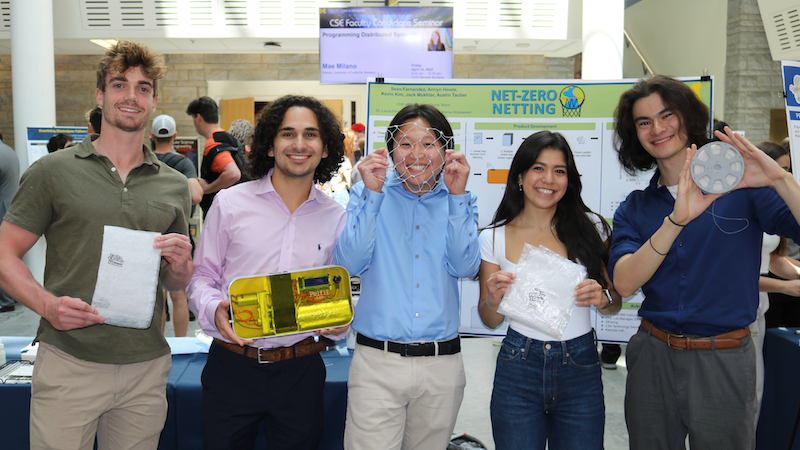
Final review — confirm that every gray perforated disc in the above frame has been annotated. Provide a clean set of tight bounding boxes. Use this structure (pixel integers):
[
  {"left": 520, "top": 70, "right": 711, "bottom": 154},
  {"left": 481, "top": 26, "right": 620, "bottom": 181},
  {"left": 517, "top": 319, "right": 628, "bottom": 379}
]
[{"left": 690, "top": 141, "right": 744, "bottom": 194}]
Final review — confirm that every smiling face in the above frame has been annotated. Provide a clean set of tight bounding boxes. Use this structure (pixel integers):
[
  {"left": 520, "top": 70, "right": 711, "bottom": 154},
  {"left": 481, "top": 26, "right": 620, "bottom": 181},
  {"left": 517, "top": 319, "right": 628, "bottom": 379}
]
[
  {"left": 95, "top": 65, "right": 157, "bottom": 134},
  {"left": 519, "top": 148, "right": 568, "bottom": 212},
  {"left": 268, "top": 106, "right": 327, "bottom": 182},
  {"left": 632, "top": 93, "right": 688, "bottom": 168},
  {"left": 389, "top": 117, "right": 446, "bottom": 195}
]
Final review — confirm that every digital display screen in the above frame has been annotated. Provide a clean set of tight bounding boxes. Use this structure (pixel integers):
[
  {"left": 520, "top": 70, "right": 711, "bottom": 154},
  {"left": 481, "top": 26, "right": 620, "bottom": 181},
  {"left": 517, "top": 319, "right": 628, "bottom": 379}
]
[
  {"left": 319, "top": 7, "right": 453, "bottom": 84},
  {"left": 303, "top": 276, "right": 329, "bottom": 287}
]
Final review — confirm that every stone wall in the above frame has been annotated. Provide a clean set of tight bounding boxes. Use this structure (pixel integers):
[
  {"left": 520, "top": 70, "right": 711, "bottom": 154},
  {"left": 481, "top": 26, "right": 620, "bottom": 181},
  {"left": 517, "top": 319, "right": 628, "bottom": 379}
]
[
  {"left": 725, "top": 0, "right": 784, "bottom": 143},
  {"left": 0, "top": 55, "right": 12, "bottom": 147},
  {"left": 0, "top": 53, "right": 576, "bottom": 149}
]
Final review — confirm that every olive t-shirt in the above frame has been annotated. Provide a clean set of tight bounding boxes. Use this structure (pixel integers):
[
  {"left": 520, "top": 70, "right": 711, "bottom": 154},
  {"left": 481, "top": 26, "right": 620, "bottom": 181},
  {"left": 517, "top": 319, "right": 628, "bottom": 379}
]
[{"left": 4, "top": 135, "right": 190, "bottom": 364}]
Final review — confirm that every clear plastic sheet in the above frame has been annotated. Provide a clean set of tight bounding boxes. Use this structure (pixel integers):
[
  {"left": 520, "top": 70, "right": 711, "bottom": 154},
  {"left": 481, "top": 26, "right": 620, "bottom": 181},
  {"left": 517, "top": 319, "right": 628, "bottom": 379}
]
[{"left": 498, "top": 243, "right": 587, "bottom": 339}]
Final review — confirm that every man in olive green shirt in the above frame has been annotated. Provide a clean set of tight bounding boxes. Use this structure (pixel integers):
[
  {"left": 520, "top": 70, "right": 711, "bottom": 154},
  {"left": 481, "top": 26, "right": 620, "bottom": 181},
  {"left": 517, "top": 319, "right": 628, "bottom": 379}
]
[{"left": 0, "top": 40, "right": 192, "bottom": 450}]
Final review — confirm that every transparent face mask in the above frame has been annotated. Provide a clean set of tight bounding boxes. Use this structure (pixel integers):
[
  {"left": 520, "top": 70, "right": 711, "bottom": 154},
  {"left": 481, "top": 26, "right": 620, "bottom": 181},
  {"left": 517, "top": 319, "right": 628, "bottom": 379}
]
[{"left": 370, "top": 121, "right": 454, "bottom": 194}]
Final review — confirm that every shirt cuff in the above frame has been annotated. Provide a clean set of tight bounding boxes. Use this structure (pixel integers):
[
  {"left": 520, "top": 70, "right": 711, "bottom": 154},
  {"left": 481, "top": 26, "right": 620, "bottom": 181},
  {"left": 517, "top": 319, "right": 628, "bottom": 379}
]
[
  {"left": 359, "top": 188, "right": 385, "bottom": 212},
  {"left": 448, "top": 192, "right": 474, "bottom": 215}
]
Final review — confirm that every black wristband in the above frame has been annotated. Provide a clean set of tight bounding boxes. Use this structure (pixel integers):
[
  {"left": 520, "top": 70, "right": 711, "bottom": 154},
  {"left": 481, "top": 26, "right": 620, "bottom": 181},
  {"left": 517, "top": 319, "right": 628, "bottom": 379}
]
[
  {"left": 667, "top": 215, "right": 685, "bottom": 227},
  {"left": 649, "top": 239, "right": 668, "bottom": 256}
]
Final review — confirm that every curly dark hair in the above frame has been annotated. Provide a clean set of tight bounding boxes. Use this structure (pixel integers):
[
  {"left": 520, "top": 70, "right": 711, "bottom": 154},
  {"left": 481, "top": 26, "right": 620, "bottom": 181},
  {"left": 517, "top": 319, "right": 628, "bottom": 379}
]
[
  {"left": 614, "top": 75, "right": 710, "bottom": 174},
  {"left": 486, "top": 130, "right": 611, "bottom": 288},
  {"left": 248, "top": 95, "right": 345, "bottom": 183}
]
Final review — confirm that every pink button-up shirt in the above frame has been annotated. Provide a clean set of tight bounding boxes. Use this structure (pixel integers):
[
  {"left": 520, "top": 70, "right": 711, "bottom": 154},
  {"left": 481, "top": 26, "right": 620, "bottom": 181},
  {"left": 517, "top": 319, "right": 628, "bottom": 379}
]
[{"left": 187, "top": 170, "right": 347, "bottom": 348}]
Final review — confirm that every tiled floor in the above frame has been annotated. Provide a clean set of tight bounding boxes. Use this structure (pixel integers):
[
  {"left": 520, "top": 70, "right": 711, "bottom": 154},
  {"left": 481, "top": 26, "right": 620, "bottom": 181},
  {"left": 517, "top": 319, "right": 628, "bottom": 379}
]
[{"left": 0, "top": 301, "right": 630, "bottom": 449}]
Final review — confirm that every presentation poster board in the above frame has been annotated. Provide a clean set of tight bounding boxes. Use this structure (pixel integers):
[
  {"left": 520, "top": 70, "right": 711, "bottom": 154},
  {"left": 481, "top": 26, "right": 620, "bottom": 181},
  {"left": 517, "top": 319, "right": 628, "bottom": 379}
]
[
  {"left": 26, "top": 126, "right": 89, "bottom": 166},
  {"left": 174, "top": 137, "right": 199, "bottom": 174},
  {"left": 319, "top": 7, "right": 453, "bottom": 84},
  {"left": 366, "top": 77, "right": 714, "bottom": 341},
  {"left": 782, "top": 61, "right": 800, "bottom": 180}
]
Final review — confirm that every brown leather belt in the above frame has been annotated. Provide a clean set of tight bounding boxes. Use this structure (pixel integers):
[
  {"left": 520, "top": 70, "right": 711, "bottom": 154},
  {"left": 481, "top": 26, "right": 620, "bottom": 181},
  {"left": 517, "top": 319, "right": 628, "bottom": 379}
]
[
  {"left": 214, "top": 337, "right": 328, "bottom": 363},
  {"left": 642, "top": 319, "right": 749, "bottom": 350}
]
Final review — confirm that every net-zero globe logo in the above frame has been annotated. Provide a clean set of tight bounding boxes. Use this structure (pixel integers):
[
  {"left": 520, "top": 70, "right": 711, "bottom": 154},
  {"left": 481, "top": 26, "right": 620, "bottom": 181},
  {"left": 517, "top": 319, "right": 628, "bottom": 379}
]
[{"left": 558, "top": 86, "right": 586, "bottom": 117}]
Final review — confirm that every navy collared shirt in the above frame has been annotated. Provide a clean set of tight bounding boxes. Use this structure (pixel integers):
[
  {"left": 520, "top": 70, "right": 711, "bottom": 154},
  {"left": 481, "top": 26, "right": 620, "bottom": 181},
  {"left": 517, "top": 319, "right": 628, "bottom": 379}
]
[{"left": 609, "top": 170, "right": 800, "bottom": 336}]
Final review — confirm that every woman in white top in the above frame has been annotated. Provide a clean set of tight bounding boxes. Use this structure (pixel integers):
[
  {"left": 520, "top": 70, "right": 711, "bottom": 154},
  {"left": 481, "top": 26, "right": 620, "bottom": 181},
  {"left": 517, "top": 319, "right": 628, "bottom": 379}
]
[{"left": 478, "top": 130, "right": 621, "bottom": 450}]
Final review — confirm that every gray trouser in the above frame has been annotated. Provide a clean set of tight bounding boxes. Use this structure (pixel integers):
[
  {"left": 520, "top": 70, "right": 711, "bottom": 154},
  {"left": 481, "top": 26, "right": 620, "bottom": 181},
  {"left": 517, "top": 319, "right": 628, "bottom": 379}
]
[
  {"left": 0, "top": 286, "right": 15, "bottom": 307},
  {"left": 625, "top": 327, "right": 756, "bottom": 450}
]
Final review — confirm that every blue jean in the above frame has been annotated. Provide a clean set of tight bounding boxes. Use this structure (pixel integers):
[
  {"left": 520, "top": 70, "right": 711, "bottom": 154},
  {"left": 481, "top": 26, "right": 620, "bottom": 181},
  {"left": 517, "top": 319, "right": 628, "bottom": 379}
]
[{"left": 491, "top": 328, "right": 605, "bottom": 450}]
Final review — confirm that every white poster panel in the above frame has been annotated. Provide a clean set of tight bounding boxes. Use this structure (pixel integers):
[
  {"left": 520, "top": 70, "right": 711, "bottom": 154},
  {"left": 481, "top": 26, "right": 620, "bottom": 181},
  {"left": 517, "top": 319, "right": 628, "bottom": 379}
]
[
  {"left": 26, "top": 126, "right": 89, "bottom": 167},
  {"left": 782, "top": 61, "right": 800, "bottom": 179},
  {"left": 366, "top": 77, "right": 714, "bottom": 341}
]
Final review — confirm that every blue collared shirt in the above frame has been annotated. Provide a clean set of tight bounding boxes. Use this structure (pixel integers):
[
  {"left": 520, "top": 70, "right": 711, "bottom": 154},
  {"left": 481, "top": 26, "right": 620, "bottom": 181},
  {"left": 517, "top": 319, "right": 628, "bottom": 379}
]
[
  {"left": 609, "top": 170, "right": 800, "bottom": 336},
  {"left": 335, "top": 174, "right": 480, "bottom": 342}
]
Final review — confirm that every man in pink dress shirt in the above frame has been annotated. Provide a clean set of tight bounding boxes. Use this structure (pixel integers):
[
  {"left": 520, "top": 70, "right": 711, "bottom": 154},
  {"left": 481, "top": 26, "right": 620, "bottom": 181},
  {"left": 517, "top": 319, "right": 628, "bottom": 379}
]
[{"left": 187, "top": 95, "right": 348, "bottom": 450}]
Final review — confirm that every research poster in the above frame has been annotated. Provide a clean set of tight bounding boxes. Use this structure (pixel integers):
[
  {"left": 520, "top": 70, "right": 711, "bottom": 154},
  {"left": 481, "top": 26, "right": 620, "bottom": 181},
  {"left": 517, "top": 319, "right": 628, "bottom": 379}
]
[
  {"left": 26, "top": 126, "right": 89, "bottom": 166},
  {"left": 366, "top": 77, "right": 714, "bottom": 341},
  {"left": 782, "top": 61, "right": 800, "bottom": 180},
  {"left": 319, "top": 7, "right": 453, "bottom": 83}
]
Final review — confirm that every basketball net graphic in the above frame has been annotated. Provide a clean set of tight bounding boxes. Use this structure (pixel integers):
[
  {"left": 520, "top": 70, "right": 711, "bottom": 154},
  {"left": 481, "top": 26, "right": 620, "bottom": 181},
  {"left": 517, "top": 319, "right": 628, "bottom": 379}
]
[{"left": 559, "top": 86, "right": 585, "bottom": 118}]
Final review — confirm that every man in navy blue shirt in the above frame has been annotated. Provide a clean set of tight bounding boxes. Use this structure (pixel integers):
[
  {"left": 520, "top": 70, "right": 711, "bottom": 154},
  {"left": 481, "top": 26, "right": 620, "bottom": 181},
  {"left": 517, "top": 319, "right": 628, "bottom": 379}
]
[{"left": 609, "top": 75, "right": 800, "bottom": 449}]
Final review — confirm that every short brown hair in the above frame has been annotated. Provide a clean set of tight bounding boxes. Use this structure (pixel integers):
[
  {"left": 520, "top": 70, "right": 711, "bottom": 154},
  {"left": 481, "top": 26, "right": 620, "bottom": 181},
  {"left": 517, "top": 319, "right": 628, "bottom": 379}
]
[{"left": 96, "top": 40, "right": 166, "bottom": 97}]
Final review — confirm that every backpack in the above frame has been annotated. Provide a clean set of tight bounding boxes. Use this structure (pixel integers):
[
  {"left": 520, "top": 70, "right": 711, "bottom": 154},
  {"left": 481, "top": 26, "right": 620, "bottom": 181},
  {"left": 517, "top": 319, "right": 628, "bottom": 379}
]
[
  {"left": 158, "top": 152, "right": 188, "bottom": 172},
  {"left": 201, "top": 138, "right": 251, "bottom": 185},
  {"left": 447, "top": 434, "right": 488, "bottom": 450}
]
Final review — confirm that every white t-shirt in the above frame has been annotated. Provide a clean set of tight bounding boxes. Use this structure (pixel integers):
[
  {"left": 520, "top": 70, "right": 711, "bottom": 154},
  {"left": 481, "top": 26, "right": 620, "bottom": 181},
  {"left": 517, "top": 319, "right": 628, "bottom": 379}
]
[
  {"left": 758, "top": 233, "right": 780, "bottom": 317},
  {"left": 479, "top": 213, "right": 608, "bottom": 341}
]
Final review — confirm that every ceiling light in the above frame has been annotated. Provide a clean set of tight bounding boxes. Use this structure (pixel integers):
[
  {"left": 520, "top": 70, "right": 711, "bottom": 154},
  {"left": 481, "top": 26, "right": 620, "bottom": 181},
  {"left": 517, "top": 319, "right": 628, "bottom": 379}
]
[
  {"left": 516, "top": 43, "right": 530, "bottom": 48},
  {"left": 90, "top": 39, "right": 118, "bottom": 49},
  {"left": 464, "top": 45, "right": 476, "bottom": 51}
]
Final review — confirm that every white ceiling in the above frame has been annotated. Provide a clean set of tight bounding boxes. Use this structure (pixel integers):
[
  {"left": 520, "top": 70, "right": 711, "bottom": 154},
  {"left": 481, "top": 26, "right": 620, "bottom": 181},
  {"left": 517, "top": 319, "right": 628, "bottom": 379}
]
[{"left": 0, "top": 0, "right": 585, "bottom": 57}]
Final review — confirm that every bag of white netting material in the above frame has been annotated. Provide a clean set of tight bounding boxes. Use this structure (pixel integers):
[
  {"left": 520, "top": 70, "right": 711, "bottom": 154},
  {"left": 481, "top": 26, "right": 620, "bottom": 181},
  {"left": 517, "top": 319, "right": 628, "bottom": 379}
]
[{"left": 498, "top": 243, "right": 587, "bottom": 339}]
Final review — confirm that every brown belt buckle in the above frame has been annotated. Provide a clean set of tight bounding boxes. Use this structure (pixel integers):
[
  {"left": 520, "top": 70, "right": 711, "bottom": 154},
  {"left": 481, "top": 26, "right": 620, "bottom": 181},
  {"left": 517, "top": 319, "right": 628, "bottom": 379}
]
[
  {"left": 256, "top": 347, "right": 275, "bottom": 364},
  {"left": 666, "top": 333, "right": 685, "bottom": 350}
]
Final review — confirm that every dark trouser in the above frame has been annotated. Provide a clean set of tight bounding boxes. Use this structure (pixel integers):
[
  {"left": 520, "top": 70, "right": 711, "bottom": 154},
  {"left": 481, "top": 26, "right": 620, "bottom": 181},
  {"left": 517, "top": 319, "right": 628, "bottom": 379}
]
[
  {"left": 601, "top": 343, "right": 621, "bottom": 363},
  {"left": 201, "top": 340, "right": 326, "bottom": 450},
  {"left": 625, "top": 327, "right": 756, "bottom": 450}
]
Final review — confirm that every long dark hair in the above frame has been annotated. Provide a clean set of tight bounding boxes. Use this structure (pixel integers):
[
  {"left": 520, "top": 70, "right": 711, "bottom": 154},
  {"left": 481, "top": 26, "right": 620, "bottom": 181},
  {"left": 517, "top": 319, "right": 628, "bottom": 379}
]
[
  {"left": 614, "top": 75, "right": 710, "bottom": 175},
  {"left": 487, "top": 130, "right": 612, "bottom": 287}
]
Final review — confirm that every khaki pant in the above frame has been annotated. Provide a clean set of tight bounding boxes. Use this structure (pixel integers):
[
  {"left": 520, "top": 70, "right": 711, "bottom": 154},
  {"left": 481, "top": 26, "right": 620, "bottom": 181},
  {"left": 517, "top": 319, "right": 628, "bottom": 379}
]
[
  {"left": 344, "top": 343, "right": 465, "bottom": 450},
  {"left": 30, "top": 342, "right": 171, "bottom": 450}
]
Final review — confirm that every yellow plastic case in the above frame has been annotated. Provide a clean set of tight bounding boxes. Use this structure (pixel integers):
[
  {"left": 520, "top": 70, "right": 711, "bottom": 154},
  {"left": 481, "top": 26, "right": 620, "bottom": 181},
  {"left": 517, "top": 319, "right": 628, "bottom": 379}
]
[{"left": 228, "top": 265, "right": 353, "bottom": 339}]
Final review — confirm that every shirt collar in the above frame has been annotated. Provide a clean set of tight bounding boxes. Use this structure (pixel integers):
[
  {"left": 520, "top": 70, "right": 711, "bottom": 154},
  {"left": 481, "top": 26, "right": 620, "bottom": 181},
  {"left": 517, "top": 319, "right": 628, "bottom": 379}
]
[
  {"left": 74, "top": 135, "right": 161, "bottom": 169},
  {"left": 386, "top": 170, "right": 447, "bottom": 198},
  {"left": 254, "top": 168, "right": 319, "bottom": 203}
]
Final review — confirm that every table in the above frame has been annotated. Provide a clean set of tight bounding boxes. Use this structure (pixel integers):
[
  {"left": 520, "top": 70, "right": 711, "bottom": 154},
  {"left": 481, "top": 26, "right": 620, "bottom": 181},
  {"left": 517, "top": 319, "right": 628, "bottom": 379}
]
[
  {"left": 757, "top": 328, "right": 800, "bottom": 450},
  {"left": 0, "top": 337, "right": 351, "bottom": 450}
]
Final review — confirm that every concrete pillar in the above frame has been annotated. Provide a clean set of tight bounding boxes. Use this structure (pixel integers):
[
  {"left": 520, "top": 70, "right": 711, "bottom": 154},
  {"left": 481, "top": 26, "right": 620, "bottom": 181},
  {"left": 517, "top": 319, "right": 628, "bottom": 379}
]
[
  {"left": 582, "top": 0, "right": 625, "bottom": 80},
  {"left": 725, "top": 0, "right": 783, "bottom": 143},
  {"left": 10, "top": 0, "right": 55, "bottom": 284}
]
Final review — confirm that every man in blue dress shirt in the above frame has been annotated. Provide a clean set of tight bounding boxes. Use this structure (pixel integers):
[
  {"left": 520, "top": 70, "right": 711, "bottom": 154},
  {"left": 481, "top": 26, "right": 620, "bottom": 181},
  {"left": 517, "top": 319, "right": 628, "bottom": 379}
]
[
  {"left": 335, "top": 104, "right": 480, "bottom": 450},
  {"left": 609, "top": 75, "right": 800, "bottom": 449}
]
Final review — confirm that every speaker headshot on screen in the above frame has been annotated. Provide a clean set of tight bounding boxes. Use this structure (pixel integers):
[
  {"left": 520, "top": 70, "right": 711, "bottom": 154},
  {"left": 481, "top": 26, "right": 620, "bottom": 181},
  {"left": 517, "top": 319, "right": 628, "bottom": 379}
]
[{"left": 427, "top": 30, "right": 446, "bottom": 51}]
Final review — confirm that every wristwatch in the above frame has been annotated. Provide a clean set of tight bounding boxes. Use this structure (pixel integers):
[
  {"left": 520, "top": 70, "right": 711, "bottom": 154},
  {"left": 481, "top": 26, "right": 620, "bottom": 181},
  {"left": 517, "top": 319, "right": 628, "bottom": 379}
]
[{"left": 601, "top": 289, "right": 614, "bottom": 309}]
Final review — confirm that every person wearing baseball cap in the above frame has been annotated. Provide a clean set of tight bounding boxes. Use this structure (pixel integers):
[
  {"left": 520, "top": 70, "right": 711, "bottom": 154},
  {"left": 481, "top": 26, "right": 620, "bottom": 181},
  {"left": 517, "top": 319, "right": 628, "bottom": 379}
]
[{"left": 150, "top": 114, "right": 203, "bottom": 338}]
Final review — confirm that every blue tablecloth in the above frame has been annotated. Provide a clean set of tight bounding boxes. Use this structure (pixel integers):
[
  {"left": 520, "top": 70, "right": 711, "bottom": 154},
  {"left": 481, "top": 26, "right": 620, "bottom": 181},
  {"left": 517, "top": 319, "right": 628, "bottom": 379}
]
[
  {"left": 0, "top": 337, "right": 350, "bottom": 450},
  {"left": 757, "top": 328, "right": 800, "bottom": 450}
]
